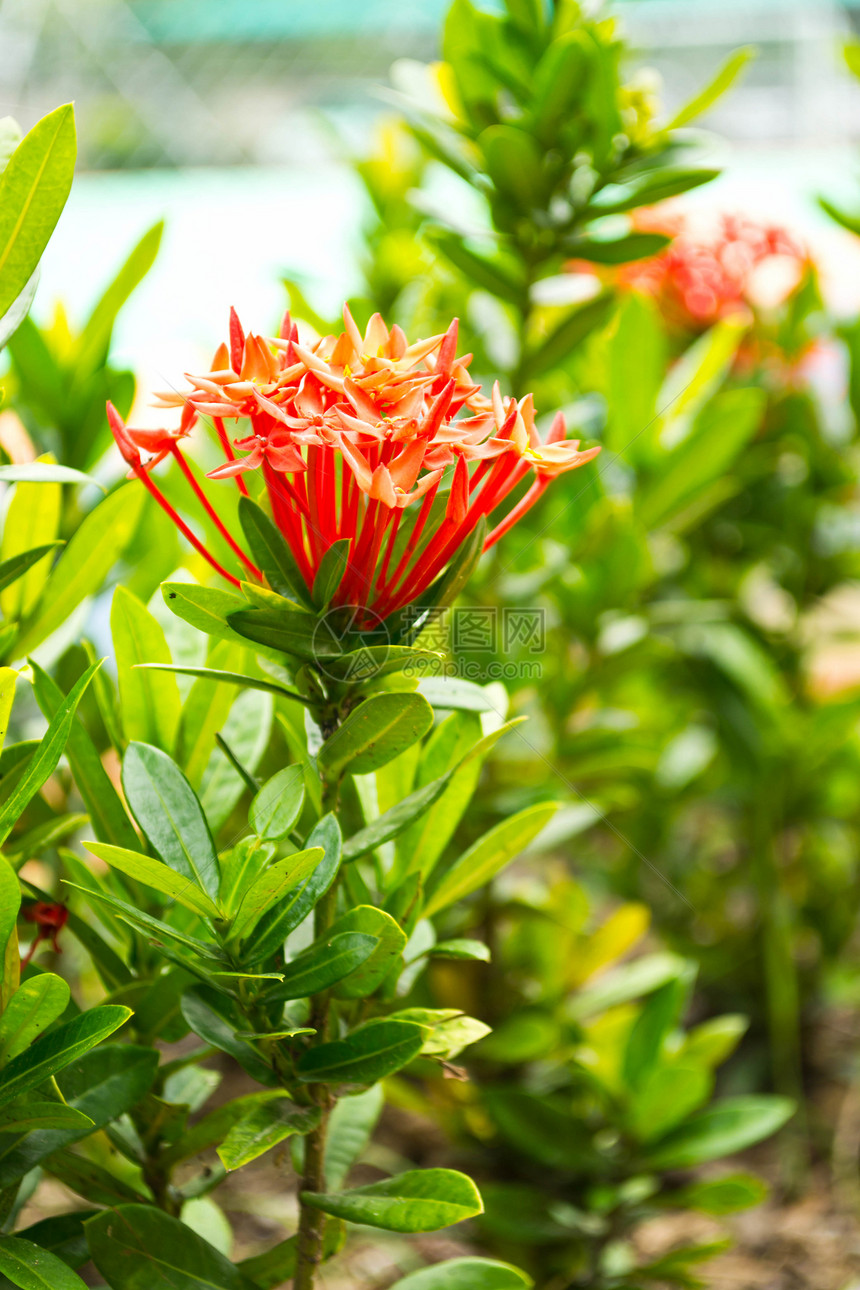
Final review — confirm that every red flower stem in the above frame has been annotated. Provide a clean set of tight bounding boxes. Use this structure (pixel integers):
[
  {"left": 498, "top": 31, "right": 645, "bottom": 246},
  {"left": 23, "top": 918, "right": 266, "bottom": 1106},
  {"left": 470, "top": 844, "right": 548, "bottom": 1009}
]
[
  {"left": 169, "top": 446, "right": 260, "bottom": 578},
  {"left": 213, "top": 417, "right": 249, "bottom": 497},
  {"left": 134, "top": 466, "right": 242, "bottom": 587}
]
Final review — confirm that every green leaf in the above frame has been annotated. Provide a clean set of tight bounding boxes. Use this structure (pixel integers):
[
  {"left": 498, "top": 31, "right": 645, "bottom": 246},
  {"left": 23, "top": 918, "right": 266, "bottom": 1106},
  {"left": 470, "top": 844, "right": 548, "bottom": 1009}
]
[
  {"left": 77, "top": 221, "right": 163, "bottom": 372},
  {"left": 250, "top": 765, "right": 304, "bottom": 840},
  {"left": 140, "top": 663, "right": 308, "bottom": 707},
  {"left": 44, "top": 1152, "right": 147, "bottom": 1207},
  {"left": 0, "top": 545, "right": 62, "bottom": 599},
  {"left": 302, "top": 1167, "right": 483, "bottom": 1233},
  {"left": 230, "top": 848, "right": 323, "bottom": 946},
  {"left": 568, "top": 952, "right": 688, "bottom": 1021},
  {"left": 343, "top": 766, "right": 463, "bottom": 864},
  {"left": 0, "top": 1236, "right": 88, "bottom": 1290},
  {"left": 161, "top": 582, "right": 252, "bottom": 650},
  {"left": 0, "top": 857, "right": 20, "bottom": 1004},
  {"left": 424, "top": 802, "right": 558, "bottom": 918},
  {"left": 181, "top": 988, "right": 275, "bottom": 1086},
  {"left": 0, "top": 1044, "right": 157, "bottom": 1188},
  {"left": 389, "top": 1258, "right": 532, "bottom": 1289},
  {"left": 82, "top": 841, "right": 219, "bottom": 919},
  {"left": 217, "top": 1097, "right": 320, "bottom": 1171},
  {"left": 523, "top": 293, "right": 613, "bottom": 379},
  {"left": 638, "top": 388, "right": 766, "bottom": 530},
  {"left": 0, "top": 1102, "right": 93, "bottom": 1134},
  {"left": 29, "top": 662, "right": 139, "bottom": 852},
  {"left": 296, "top": 1018, "right": 425, "bottom": 1086},
  {"left": 10, "top": 1214, "right": 89, "bottom": 1273},
  {"left": 427, "top": 229, "right": 526, "bottom": 307},
  {"left": 0, "top": 668, "right": 18, "bottom": 760},
  {"left": 565, "top": 232, "right": 671, "bottom": 264},
  {"left": 328, "top": 906, "right": 407, "bottom": 999},
  {"left": 61, "top": 881, "right": 224, "bottom": 965},
  {"left": 266, "top": 932, "right": 378, "bottom": 1001},
  {"left": 0, "top": 465, "right": 103, "bottom": 490},
  {"left": 590, "top": 168, "right": 719, "bottom": 216},
  {"left": 111, "top": 586, "right": 180, "bottom": 753},
  {"left": 0, "top": 660, "right": 102, "bottom": 848},
  {"left": 238, "top": 496, "right": 314, "bottom": 608},
  {"left": 319, "top": 693, "right": 434, "bottom": 778},
  {"left": 122, "top": 741, "right": 220, "bottom": 904},
  {"left": 0, "top": 464, "right": 61, "bottom": 622},
  {"left": 250, "top": 814, "right": 342, "bottom": 961},
  {"left": 416, "top": 677, "right": 496, "bottom": 712},
  {"left": 312, "top": 539, "right": 351, "bottom": 609},
  {"left": 644, "top": 1096, "right": 795, "bottom": 1170},
  {"left": 663, "top": 1172, "right": 768, "bottom": 1215},
  {"left": 324, "top": 1084, "right": 384, "bottom": 1191},
  {"left": 429, "top": 939, "right": 491, "bottom": 962},
  {"left": 628, "top": 1065, "right": 713, "bottom": 1143},
  {"left": 15, "top": 484, "right": 145, "bottom": 657},
  {"left": 0, "top": 104, "right": 76, "bottom": 320},
  {"left": 666, "top": 47, "right": 755, "bottom": 129},
  {"left": 0, "top": 973, "right": 69, "bottom": 1064},
  {"left": 86, "top": 1204, "right": 252, "bottom": 1290},
  {"left": 0, "top": 1005, "right": 130, "bottom": 1108}
]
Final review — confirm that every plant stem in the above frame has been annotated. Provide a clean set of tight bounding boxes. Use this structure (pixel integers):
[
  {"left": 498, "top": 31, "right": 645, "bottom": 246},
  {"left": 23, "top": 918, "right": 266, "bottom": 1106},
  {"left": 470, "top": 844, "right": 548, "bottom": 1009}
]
[{"left": 293, "top": 770, "right": 340, "bottom": 1290}]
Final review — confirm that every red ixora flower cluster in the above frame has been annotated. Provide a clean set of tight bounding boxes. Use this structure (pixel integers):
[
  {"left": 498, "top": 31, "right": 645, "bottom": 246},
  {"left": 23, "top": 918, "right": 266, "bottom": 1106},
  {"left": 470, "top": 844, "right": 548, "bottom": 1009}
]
[
  {"left": 615, "top": 213, "right": 808, "bottom": 335},
  {"left": 108, "top": 308, "right": 599, "bottom": 617}
]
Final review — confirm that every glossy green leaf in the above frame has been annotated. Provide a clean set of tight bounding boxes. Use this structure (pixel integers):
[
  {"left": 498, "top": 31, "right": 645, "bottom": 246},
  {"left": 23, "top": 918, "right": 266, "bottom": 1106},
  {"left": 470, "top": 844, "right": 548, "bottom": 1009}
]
[
  {"left": 296, "top": 1018, "right": 425, "bottom": 1085},
  {"left": 424, "top": 802, "right": 558, "bottom": 918},
  {"left": 122, "top": 741, "right": 220, "bottom": 904},
  {"left": 343, "top": 765, "right": 460, "bottom": 864},
  {"left": 416, "top": 677, "right": 496, "bottom": 712},
  {"left": 0, "top": 857, "right": 20, "bottom": 1005},
  {"left": 628, "top": 1065, "right": 713, "bottom": 1143},
  {"left": 0, "top": 660, "right": 102, "bottom": 847},
  {"left": 0, "top": 104, "right": 76, "bottom": 320},
  {"left": 228, "top": 606, "right": 334, "bottom": 661},
  {"left": 568, "top": 953, "right": 688, "bottom": 1022},
  {"left": 181, "top": 988, "right": 275, "bottom": 1086},
  {"left": 523, "top": 293, "right": 613, "bottom": 379},
  {"left": 0, "top": 973, "right": 69, "bottom": 1063},
  {"left": 161, "top": 582, "right": 252, "bottom": 649},
  {"left": 61, "top": 881, "right": 224, "bottom": 965},
  {"left": 0, "top": 545, "right": 62, "bottom": 601},
  {"left": 86, "top": 1204, "right": 251, "bottom": 1290},
  {"left": 324, "top": 1084, "right": 384, "bottom": 1190},
  {"left": 238, "top": 496, "right": 314, "bottom": 608},
  {"left": 319, "top": 693, "right": 434, "bottom": 778},
  {"left": 565, "top": 232, "right": 671, "bottom": 264},
  {"left": 390, "top": 1258, "right": 532, "bottom": 1289},
  {"left": 328, "top": 906, "right": 407, "bottom": 999},
  {"left": 590, "top": 168, "right": 719, "bottom": 216},
  {"left": 428, "top": 229, "right": 526, "bottom": 307},
  {"left": 302, "top": 1167, "right": 483, "bottom": 1233},
  {"left": 645, "top": 1096, "right": 795, "bottom": 1170},
  {"left": 0, "top": 465, "right": 103, "bottom": 490},
  {"left": 217, "top": 1096, "right": 320, "bottom": 1171},
  {"left": 15, "top": 484, "right": 145, "bottom": 657},
  {"left": 111, "top": 586, "right": 180, "bottom": 752},
  {"left": 250, "top": 765, "right": 304, "bottom": 840},
  {"left": 312, "top": 539, "right": 351, "bottom": 608},
  {"left": 0, "top": 1005, "right": 130, "bottom": 1108},
  {"left": 9, "top": 1213, "right": 89, "bottom": 1273},
  {"left": 0, "top": 670, "right": 16, "bottom": 764},
  {"left": 429, "top": 939, "right": 491, "bottom": 962},
  {"left": 29, "top": 662, "right": 139, "bottom": 851},
  {"left": 230, "top": 847, "right": 323, "bottom": 945},
  {"left": 267, "top": 932, "right": 378, "bottom": 1001},
  {"left": 666, "top": 47, "right": 755, "bottom": 129},
  {"left": 0, "top": 466, "right": 60, "bottom": 621},
  {"left": 251, "top": 814, "right": 341, "bottom": 961},
  {"left": 82, "top": 841, "right": 219, "bottom": 919},
  {"left": 0, "top": 1236, "right": 88, "bottom": 1290},
  {"left": 77, "top": 221, "right": 163, "bottom": 371},
  {"left": 141, "top": 663, "right": 307, "bottom": 707},
  {"left": 0, "top": 1044, "right": 157, "bottom": 1188},
  {"left": 0, "top": 1102, "right": 93, "bottom": 1134}
]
